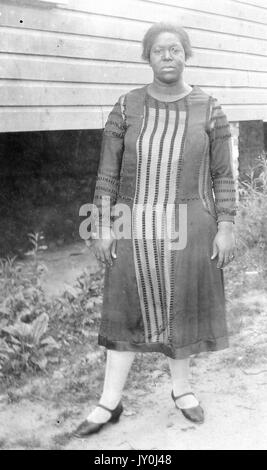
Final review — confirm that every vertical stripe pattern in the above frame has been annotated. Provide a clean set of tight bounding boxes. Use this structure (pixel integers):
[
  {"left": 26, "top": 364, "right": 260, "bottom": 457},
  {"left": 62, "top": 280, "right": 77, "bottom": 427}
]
[{"left": 132, "top": 96, "right": 188, "bottom": 343}]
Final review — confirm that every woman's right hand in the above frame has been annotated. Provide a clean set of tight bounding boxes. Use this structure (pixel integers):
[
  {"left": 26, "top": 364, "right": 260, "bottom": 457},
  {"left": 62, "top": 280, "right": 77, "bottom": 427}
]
[{"left": 91, "top": 229, "right": 117, "bottom": 266}]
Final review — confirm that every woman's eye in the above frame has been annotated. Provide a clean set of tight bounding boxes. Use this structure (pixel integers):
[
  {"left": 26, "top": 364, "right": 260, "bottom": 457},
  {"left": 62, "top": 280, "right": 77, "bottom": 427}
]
[
  {"left": 153, "top": 49, "right": 162, "bottom": 54},
  {"left": 171, "top": 47, "right": 180, "bottom": 54}
]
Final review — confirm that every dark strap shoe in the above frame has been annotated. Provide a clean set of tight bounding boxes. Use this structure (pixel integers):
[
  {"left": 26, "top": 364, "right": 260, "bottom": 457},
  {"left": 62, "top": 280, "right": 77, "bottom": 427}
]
[
  {"left": 171, "top": 390, "right": 204, "bottom": 424},
  {"left": 73, "top": 401, "right": 123, "bottom": 438}
]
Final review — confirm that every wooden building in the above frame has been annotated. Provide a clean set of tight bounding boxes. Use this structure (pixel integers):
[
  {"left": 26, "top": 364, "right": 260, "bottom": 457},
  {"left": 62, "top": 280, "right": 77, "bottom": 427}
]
[{"left": 0, "top": 0, "right": 267, "bottom": 134}]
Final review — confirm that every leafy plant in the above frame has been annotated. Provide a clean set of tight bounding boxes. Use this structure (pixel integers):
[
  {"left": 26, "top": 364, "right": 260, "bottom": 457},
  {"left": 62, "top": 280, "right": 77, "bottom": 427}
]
[
  {"left": 53, "top": 267, "right": 104, "bottom": 321},
  {"left": 0, "top": 233, "right": 58, "bottom": 376},
  {"left": 1, "top": 313, "right": 59, "bottom": 373}
]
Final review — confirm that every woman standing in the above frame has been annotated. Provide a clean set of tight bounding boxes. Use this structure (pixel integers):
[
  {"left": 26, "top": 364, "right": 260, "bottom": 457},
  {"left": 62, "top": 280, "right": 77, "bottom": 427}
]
[{"left": 74, "top": 22, "right": 236, "bottom": 437}]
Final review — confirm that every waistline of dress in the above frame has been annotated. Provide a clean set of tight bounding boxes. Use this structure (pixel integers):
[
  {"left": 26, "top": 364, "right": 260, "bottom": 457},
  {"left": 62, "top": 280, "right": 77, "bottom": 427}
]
[{"left": 116, "top": 194, "right": 202, "bottom": 204}]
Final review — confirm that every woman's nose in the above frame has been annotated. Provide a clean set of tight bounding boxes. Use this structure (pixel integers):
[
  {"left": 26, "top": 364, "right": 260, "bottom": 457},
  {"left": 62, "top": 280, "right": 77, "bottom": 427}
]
[{"left": 162, "top": 49, "right": 172, "bottom": 60}]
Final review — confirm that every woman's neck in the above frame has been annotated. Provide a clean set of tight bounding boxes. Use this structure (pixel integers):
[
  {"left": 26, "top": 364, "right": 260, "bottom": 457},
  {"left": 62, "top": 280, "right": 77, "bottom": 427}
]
[{"left": 149, "top": 77, "right": 192, "bottom": 98}]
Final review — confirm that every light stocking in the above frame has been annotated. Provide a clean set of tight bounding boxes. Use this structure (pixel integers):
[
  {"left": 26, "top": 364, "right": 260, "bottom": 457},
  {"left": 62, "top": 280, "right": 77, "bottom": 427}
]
[{"left": 86, "top": 349, "right": 135, "bottom": 423}]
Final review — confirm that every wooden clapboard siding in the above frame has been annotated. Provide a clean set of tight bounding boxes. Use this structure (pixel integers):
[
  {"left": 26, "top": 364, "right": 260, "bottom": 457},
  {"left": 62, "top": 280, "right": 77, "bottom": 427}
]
[
  {"left": 62, "top": 0, "right": 267, "bottom": 40},
  {"left": 232, "top": 0, "right": 267, "bottom": 9},
  {"left": 1, "top": 28, "right": 267, "bottom": 71},
  {"left": 1, "top": 103, "right": 267, "bottom": 133},
  {"left": 0, "top": 0, "right": 267, "bottom": 132},
  {"left": 0, "top": 106, "right": 105, "bottom": 132},
  {"left": 1, "top": 81, "right": 267, "bottom": 106},
  {"left": 144, "top": 0, "right": 267, "bottom": 24},
  {"left": 1, "top": 5, "right": 267, "bottom": 57},
  {"left": 2, "top": 54, "right": 267, "bottom": 88}
]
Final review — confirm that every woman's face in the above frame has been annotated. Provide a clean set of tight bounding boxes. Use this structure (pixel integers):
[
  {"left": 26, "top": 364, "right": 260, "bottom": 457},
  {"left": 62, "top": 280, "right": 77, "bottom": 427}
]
[{"left": 149, "top": 32, "right": 186, "bottom": 84}]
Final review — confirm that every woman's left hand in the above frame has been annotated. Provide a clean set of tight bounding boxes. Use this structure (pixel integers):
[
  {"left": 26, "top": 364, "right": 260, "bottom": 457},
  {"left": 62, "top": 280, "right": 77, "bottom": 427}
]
[{"left": 211, "top": 222, "right": 236, "bottom": 269}]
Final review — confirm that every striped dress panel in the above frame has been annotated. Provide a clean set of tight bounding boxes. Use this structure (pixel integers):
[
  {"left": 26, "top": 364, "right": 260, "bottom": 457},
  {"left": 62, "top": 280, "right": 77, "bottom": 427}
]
[{"left": 132, "top": 97, "right": 188, "bottom": 343}]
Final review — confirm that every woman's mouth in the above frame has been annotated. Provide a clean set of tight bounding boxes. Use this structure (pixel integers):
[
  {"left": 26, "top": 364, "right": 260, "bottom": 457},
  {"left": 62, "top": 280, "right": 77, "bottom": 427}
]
[{"left": 162, "top": 66, "right": 176, "bottom": 71}]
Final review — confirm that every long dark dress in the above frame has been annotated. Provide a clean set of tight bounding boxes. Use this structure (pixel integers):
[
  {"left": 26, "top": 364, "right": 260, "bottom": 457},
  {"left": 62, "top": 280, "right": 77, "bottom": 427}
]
[{"left": 92, "top": 85, "right": 237, "bottom": 359}]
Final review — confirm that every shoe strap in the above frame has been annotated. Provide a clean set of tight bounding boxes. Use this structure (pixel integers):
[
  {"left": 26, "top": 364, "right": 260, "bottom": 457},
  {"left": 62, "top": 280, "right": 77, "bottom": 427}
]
[{"left": 97, "top": 402, "right": 118, "bottom": 413}]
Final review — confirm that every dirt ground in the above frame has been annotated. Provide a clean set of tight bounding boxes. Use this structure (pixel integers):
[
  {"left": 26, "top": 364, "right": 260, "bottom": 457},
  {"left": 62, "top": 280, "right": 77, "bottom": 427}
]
[{"left": 0, "top": 242, "right": 267, "bottom": 450}]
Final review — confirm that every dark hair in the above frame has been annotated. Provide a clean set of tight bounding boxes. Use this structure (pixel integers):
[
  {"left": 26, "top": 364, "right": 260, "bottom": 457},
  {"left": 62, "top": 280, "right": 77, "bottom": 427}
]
[{"left": 142, "top": 22, "right": 193, "bottom": 62}]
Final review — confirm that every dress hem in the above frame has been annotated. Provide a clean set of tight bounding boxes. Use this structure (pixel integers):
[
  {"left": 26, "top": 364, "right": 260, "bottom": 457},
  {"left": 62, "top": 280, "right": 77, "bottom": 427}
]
[{"left": 98, "top": 335, "right": 229, "bottom": 359}]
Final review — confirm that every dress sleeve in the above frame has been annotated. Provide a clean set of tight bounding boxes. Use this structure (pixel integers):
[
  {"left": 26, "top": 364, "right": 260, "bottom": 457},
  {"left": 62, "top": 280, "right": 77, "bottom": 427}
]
[
  {"left": 91, "top": 95, "right": 126, "bottom": 234},
  {"left": 208, "top": 97, "right": 237, "bottom": 224}
]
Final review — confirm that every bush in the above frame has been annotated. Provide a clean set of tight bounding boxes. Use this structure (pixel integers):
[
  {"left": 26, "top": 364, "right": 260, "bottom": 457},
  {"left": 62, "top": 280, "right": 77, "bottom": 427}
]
[{"left": 236, "top": 153, "right": 267, "bottom": 274}]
